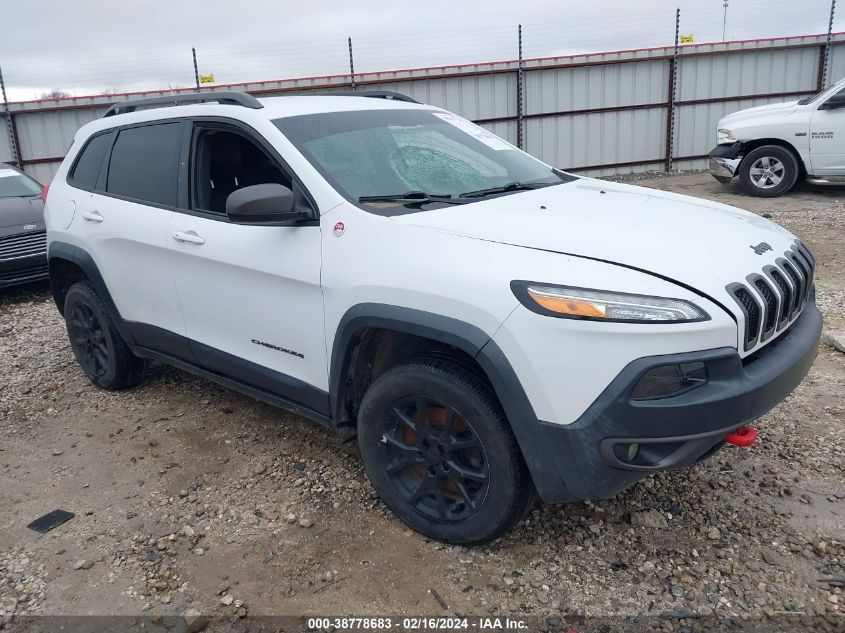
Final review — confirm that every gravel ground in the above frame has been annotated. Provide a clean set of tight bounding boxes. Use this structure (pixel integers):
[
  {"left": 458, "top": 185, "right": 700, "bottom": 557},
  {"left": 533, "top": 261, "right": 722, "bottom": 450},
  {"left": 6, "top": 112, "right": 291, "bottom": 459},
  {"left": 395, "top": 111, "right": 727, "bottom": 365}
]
[{"left": 1, "top": 173, "right": 843, "bottom": 631}]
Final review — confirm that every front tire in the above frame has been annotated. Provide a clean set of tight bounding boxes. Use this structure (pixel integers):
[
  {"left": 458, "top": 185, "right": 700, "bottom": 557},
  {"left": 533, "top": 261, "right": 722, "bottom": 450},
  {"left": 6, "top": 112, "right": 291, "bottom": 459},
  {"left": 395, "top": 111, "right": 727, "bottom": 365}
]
[
  {"left": 357, "top": 357, "right": 532, "bottom": 544},
  {"left": 64, "top": 281, "right": 146, "bottom": 390},
  {"left": 738, "top": 145, "right": 799, "bottom": 198}
]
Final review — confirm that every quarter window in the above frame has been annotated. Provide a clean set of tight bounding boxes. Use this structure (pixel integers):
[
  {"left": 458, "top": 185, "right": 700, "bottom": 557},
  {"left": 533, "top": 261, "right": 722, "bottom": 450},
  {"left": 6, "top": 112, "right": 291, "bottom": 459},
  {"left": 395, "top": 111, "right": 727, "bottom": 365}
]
[
  {"left": 106, "top": 123, "right": 182, "bottom": 206},
  {"left": 69, "top": 133, "right": 112, "bottom": 190}
]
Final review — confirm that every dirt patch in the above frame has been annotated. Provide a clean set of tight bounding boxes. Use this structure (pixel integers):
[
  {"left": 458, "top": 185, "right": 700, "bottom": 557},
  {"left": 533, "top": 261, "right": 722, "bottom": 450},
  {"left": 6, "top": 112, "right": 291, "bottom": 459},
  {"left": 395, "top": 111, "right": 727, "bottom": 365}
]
[{"left": 1, "top": 173, "right": 843, "bottom": 625}]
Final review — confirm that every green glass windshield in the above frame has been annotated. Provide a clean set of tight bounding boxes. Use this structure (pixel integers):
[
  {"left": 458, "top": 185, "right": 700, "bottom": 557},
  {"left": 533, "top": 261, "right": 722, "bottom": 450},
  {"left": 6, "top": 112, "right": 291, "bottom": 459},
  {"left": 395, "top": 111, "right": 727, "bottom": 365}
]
[{"left": 274, "top": 109, "right": 571, "bottom": 209}]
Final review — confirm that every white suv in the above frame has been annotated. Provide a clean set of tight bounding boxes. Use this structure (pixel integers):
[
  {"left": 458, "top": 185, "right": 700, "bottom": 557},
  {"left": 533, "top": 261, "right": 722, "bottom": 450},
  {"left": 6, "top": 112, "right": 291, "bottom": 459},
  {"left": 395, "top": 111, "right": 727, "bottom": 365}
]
[
  {"left": 710, "top": 76, "right": 845, "bottom": 197},
  {"left": 45, "top": 91, "right": 822, "bottom": 544}
]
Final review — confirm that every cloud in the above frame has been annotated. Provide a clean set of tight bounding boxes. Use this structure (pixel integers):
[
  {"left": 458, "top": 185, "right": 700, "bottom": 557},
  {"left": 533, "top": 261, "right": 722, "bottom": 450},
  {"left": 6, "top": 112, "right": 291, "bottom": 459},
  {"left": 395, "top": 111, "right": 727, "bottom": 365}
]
[{"left": 1, "top": 0, "right": 839, "bottom": 101}]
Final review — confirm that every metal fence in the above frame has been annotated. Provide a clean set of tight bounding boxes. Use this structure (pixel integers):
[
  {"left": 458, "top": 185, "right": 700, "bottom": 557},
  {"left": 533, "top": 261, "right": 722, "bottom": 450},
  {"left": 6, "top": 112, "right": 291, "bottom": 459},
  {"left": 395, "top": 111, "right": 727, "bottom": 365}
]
[{"left": 2, "top": 31, "right": 844, "bottom": 184}]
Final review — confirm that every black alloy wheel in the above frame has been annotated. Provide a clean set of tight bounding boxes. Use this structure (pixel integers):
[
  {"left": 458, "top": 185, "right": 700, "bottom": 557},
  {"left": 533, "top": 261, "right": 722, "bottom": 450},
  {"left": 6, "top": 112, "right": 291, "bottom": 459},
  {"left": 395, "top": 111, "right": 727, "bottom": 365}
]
[
  {"left": 68, "top": 302, "right": 110, "bottom": 378},
  {"left": 357, "top": 357, "right": 533, "bottom": 544},
  {"left": 379, "top": 395, "right": 490, "bottom": 522},
  {"left": 63, "top": 281, "right": 146, "bottom": 390}
]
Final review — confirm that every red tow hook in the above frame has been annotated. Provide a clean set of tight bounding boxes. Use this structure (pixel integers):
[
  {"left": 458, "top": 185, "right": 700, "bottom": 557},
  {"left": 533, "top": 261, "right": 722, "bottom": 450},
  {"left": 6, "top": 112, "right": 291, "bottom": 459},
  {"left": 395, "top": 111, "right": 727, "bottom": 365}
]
[{"left": 724, "top": 426, "right": 758, "bottom": 447}]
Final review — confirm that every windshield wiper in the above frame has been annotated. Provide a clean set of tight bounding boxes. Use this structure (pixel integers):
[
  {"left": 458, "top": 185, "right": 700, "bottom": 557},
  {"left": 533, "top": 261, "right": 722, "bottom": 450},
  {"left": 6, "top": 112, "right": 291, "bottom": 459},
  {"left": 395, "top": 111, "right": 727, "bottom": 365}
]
[
  {"left": 358, "top": 191, "right": 469, "bottom": 205},
  {"left": 458, "top": 181, "right": 551, "bottom": 199}
]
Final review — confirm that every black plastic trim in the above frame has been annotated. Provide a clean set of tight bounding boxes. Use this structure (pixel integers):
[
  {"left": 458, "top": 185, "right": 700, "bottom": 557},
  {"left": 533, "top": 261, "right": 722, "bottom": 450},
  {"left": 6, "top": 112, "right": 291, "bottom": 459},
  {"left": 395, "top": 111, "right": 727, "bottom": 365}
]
[
  {"left": 708, "top": 141, "right": 744, "bottom": 160},
  {"left": 313, "top": 90, "right": 419, "bottom": 103},
  {"left": 531, "top": 300, "right": 821, "bottom": 502},
  {"left": 122, "top": 321, "right": 329, "bottom": 417},
  {"left": 130, "top": 345, "right": 332, "bottom": 428},
  {"left": 328, "top": 303, "right": 569, "bottom": 502},
  {"left": 104, "top": 91, "right": 263, "bottom": 117},
  {"left": 47, "top": 241, "right": 136, "bottom": 345},
  {"left": 189, "top": 339, "right": 330, "bottom": 416}
]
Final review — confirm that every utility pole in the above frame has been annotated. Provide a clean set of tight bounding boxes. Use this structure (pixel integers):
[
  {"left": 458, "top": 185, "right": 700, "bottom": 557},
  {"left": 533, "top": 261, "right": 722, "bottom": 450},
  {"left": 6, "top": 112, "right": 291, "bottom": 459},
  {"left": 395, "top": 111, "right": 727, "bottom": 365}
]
[
  {"left": 348, "top": 37, "right": 357, "bottom": 91},
  {"left": 0, "top": 66, "right": 20, "bottom": 167},
  {"left": 822, "top": 0, "right": 837, "bottom": 89},
  {"left": 516, "top": 24, "right": 524, "bottom": 150},
  {"left": 192, "top": 47, "right": 200, "bottom": 89},
  {"left": 722, "top": 0, "right": 730, "bottom": 41}
]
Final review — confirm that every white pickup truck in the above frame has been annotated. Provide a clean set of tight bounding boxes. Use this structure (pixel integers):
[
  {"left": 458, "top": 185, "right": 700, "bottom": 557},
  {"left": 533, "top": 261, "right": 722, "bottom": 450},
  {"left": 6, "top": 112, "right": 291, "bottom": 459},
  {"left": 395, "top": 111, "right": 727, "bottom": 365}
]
[{"left": 709, "top": 76, "right": 845, "bottom": 197}]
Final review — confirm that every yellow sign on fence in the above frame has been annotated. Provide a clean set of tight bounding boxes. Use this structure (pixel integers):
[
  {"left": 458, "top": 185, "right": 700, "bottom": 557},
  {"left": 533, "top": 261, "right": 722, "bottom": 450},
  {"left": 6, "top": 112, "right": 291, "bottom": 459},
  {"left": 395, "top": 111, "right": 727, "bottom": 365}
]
[
  {"left": 199, "top": 74, "right": 215, "bottom": 84},
  {"left": 679, "top": 34, "right": 694, "bottom": 44}
]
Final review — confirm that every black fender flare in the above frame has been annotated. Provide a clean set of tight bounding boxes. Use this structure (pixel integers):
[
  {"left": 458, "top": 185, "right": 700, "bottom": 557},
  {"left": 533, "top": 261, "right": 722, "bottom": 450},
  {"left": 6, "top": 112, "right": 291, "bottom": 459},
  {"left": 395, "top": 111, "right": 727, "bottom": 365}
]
[
  {"left": 329, "top": 303, "right": 572, "bottom": 502},
  {"left": 48, "top": 241, "right": 136, "bottom": 346}
]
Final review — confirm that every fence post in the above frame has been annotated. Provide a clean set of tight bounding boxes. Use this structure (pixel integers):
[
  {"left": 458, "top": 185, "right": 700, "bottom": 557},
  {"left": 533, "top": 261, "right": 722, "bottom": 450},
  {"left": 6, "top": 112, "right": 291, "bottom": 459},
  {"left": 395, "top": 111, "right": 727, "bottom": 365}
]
[
  {"left": 821, "top": 0, "right": 837, "bottom": 90},
  {"left": 348, "top": 37, "right": 357, "bottom": 91},
  {"left": 664, "top": 8, "right": 680, "bottom": 173},
  {"left": 0, "top": 66, "right": 20, "bottom": 168},
  {"left": 517, "top": 24, "right": 524, "bottom": 150},
  {"left": 192, "top": 47, "right": 200, "bottom": 89}
]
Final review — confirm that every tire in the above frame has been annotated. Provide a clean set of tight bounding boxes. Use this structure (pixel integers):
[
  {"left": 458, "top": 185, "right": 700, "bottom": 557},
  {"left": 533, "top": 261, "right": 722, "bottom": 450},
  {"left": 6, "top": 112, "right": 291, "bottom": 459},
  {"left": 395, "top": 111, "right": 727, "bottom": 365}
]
[
  {"left": 738, "top": 145, "right": 799, "bottom": 198},
  {"left": 64, "top": 281, "right": 146, "bottom": 390},
  {"left": 357, "top": 357, "right": 533, "bottom": 544}
]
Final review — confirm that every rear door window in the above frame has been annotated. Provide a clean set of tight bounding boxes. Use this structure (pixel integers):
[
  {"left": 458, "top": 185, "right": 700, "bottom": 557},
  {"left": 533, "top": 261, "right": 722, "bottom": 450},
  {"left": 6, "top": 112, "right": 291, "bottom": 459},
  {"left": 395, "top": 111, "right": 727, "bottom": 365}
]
[
  {"left": 69, "top": 133, "right": 112, "bottom": 190},
  {"left": 106, "top": 123, "right": 182, "bottom": 206}
]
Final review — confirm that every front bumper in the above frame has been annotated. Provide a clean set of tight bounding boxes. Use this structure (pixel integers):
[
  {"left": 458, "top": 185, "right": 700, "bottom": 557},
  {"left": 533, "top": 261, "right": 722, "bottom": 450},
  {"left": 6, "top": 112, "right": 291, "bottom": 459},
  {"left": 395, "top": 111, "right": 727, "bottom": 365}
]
[
  {"left": 527, "top": 299, "right": 822, "bottom": 503},
  {"left": 0, "top": 252, "right": 49, "bottom": 288},
  {"left": 708, "top": 142, "right": 744, "bottom": 184}
]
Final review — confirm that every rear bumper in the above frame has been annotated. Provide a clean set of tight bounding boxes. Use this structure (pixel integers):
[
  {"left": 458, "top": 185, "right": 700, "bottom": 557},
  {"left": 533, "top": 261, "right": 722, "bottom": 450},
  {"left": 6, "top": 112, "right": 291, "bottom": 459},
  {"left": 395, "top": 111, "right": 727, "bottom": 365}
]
[
  {"left": 0, "top": 252, "right": 48, "bottom": 288},
  {"left": 709, "top": 143, "right": 744, "bottom": 184},
  {"left": 528, "top": 299, "right": 822, "bottom": 503}
]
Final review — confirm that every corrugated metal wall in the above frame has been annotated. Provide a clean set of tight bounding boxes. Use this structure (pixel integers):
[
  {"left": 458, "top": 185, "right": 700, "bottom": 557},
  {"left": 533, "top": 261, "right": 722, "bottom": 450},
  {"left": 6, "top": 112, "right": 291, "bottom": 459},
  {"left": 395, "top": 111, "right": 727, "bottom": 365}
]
[{"left": 2, "top": 32, "right": 843, "bottom": 183}]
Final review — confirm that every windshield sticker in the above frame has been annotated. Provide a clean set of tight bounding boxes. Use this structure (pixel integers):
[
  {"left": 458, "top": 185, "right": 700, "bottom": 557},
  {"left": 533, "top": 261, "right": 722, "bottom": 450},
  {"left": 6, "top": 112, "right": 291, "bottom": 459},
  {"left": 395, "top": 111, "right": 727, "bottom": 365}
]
[
  {"left": 0, "top": 169, "right": 19, "bottom": 178},
  {"left": 432, "top": 113, "right": 513, "bottom": 151}
]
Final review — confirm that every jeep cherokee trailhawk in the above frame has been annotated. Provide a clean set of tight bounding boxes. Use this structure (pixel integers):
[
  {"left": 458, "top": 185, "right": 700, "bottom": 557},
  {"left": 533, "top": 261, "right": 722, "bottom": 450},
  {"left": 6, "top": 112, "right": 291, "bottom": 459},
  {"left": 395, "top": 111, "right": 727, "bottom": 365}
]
[{"left": 45, "top": 91, "right": 822, "bottom": 544}]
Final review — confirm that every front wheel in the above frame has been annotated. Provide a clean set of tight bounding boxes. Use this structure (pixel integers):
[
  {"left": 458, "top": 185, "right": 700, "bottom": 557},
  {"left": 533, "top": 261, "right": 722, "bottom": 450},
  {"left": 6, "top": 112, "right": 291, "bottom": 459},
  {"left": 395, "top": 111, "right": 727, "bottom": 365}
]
[
  {"left": 738, "top": 145, "right": 799, "bottom": 198},
  {"left": 357, "top": 357, "right": 533, "bottom": 544}
]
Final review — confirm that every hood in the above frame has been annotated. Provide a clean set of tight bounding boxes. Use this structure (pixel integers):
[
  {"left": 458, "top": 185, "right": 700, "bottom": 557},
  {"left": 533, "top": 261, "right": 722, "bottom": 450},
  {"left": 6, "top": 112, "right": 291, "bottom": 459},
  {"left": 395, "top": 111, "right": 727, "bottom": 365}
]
[
  {"left": 393, "top": 178, "right": 797, "bottom": 307},
  {"left": 0, "top": 196, "right": 45, "bottom": 234},
  {"left": 719, "top": 100, "right": 800, "bottom": 127},
  {"left": 0, "top": 195, "right": 44, "bottom": 228}
]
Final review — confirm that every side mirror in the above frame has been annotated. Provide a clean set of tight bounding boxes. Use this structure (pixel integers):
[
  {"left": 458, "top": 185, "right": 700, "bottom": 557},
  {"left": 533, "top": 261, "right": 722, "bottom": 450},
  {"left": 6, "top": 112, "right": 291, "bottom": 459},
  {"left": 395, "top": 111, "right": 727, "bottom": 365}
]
[
  {"left": 819, "top": 94, "right": 845, "bottom": 110},
  {"left": 226, "top": 184, "right": 308, "bottom": 225}
]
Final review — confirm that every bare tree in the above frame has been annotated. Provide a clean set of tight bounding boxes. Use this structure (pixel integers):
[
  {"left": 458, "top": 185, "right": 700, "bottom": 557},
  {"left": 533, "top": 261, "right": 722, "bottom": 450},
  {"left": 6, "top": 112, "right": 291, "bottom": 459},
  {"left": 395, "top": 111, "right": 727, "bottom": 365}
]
[{"left": 39, "top": 89, "right": 71, "bottom": 99}]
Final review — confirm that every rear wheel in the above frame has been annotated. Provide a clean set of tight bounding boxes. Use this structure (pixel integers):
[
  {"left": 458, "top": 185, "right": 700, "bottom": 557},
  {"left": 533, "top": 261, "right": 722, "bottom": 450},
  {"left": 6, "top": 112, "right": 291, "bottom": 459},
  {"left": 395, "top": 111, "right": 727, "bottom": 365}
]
[
  {"left": 357, "top": 357, "right": 532, "bottom": 544},
  {"left": 64, "top": 281, "right": 145, "bottom": 390},
  {"left": 738, "top": 145, "right": 799, "bottom": 198}
]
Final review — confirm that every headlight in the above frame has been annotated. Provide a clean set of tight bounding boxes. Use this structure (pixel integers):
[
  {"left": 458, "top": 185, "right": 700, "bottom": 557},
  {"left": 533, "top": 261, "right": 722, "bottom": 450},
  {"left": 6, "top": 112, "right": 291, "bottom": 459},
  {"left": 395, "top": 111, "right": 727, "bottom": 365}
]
[
  {"left": 511, "top": 282, "right": 709, "bottom": 323},
  {"left": 717, "top": 128, "right": 736, "bottom": 144}
]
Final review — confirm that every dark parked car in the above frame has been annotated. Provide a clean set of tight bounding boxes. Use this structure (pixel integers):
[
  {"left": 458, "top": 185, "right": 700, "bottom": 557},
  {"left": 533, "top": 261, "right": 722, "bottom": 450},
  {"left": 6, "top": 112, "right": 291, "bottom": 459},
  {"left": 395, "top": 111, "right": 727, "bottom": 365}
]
[{"left": 0, "top": 163, "right": 48, "bottom": 288}]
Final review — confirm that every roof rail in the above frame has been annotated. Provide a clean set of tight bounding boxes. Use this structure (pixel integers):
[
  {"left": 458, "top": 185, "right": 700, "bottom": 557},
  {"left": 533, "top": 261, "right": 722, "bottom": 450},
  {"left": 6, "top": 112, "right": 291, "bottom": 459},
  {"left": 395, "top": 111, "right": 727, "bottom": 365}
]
[
  {"left": 315, "top": 90, "right": 419, "bottom": 103},
  {"left": 103, "top": 91, "right": 263, "bottom": 117}
]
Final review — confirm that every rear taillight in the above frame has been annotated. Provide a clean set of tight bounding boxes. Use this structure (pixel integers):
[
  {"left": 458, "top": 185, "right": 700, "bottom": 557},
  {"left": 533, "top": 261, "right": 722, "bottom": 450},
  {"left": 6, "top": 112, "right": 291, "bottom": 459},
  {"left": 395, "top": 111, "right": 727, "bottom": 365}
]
[{"left": 41, "top": 185, "right": 49, "bottom": 203}]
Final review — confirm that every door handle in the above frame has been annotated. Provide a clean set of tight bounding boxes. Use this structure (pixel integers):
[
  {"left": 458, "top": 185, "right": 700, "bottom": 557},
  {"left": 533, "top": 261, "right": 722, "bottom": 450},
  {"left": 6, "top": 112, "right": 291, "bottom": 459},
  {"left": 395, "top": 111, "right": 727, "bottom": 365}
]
[
  {"left": 173, "top": 231, "right": 206, "bottom": 245},
  {"left": 81, "top": 210, "right": 104, "bottom": 223}
]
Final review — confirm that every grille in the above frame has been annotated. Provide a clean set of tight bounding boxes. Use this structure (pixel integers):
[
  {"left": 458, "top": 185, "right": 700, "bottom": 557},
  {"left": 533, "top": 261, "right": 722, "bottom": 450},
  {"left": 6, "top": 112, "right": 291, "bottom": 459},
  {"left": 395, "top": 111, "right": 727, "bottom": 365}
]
[
  {"left": 768, "top": 269, "right": 791, "bottom": 326},
  {"left": 728, "top": 240, "right": 814, "bottom": 352},
  {"left": 0, "top": 263, "right": 48, "bottom": 283},
  {"left": 0, "top": 230, "right": 46, "bottom": 260},
  {"left": 753, "top": 277, "right": 777, "bottom": 339}
]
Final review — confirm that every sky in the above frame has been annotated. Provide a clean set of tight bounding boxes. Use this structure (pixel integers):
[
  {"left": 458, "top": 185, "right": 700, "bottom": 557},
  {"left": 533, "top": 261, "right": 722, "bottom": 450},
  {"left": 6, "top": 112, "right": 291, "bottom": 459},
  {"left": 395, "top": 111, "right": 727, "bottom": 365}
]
[{"left": 1, "top": 0, "right": 841, "bottom": 102}]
